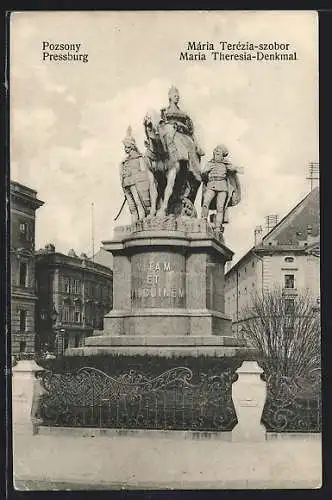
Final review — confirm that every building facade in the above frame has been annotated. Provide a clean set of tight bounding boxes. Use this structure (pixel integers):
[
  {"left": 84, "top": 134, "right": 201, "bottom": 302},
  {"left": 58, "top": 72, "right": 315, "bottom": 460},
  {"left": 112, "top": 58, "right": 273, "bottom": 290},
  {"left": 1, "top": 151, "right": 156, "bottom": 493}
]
[
  {"left": 225, "top": 187, "right": 320, "bottom": 334},
  {"left": 35, "top": 245, "right": 113, "bottom": 352},
  {"left": 11, "top": 181, "right": 44, "bottom": 355}
]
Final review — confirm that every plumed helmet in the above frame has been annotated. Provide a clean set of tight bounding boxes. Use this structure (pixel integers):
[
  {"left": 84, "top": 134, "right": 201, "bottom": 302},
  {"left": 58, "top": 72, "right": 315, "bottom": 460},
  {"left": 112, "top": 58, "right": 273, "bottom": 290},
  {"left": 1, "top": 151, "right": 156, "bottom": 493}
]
[{"left": 123, "top": 126, "right": 137, "bottom": 149}]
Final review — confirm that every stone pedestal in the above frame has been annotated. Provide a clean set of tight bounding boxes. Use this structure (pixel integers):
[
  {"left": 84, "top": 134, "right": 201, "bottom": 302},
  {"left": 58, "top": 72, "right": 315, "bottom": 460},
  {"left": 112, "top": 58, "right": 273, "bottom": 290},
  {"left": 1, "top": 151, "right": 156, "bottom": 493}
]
[
  {"left": 67, "top": 217, "right": 244, "bottom": 357},
  {"left": 12, "top": 359, "right": 45, "bottom": 435},
  {"left": 104, "top": 222, "right": 233, "bottom": 336},
  {"left": 232, "top": 361, "right": 267, "bottom": 442}
]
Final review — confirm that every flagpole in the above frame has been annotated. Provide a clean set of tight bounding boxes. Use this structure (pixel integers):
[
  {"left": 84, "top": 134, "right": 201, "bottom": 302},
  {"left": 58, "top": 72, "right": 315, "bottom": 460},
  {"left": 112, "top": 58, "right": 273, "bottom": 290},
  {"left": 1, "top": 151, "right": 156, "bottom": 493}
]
[{"left": 91, "top": 202, "right": 95, "bottom": 262}]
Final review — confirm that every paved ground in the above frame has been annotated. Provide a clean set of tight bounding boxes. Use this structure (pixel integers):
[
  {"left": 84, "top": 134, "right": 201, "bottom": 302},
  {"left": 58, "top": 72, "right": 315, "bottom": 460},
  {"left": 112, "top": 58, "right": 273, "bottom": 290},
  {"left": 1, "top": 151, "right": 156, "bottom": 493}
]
[{"left": 13, "top": 432, "right": 322, "bottom": 490}]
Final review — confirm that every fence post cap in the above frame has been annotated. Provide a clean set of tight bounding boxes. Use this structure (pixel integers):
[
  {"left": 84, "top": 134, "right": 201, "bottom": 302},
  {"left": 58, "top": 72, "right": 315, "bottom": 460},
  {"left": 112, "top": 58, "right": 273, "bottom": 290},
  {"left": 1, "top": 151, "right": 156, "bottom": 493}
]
[
  {"left": 236, "top": 360, "right": 263, "bottom": 374},
  {"left": 12, "top": 359, "right": 45, "bottom": 373}
]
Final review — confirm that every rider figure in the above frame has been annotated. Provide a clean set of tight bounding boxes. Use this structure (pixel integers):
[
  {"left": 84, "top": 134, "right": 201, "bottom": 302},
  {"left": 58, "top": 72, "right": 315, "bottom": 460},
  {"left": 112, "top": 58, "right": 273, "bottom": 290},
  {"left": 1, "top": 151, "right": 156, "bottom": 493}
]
[{"left": 147, "top": 86, "right": 204, "bottom": 215}]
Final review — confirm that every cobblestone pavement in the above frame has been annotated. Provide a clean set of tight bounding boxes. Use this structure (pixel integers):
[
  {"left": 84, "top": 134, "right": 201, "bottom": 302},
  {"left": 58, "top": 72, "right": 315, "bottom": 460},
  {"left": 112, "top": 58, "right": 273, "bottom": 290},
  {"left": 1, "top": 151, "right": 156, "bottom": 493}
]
[{"left": 13, "top": 432, "right": 322, "bottom": 490}]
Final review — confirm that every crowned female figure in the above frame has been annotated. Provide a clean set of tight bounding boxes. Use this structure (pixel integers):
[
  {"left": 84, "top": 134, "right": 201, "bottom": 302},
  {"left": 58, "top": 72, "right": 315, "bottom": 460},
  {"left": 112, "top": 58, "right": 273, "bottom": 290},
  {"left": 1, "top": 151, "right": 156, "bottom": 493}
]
[{"left": 144, "top": 86, "right": 204, "bottom": 215}]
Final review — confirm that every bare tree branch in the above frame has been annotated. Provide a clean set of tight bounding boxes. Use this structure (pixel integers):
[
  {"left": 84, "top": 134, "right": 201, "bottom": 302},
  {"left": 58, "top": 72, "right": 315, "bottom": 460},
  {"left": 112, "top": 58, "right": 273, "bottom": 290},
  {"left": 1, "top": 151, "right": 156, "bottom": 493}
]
[{"left": 241, "top": 287, "right": 321, "bottom": 381}]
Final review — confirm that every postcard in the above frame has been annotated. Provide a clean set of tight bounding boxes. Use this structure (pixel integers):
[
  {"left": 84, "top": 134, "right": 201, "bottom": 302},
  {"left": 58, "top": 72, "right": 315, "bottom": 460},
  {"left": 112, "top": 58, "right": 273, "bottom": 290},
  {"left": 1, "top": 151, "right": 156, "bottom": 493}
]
[{"left": 10, "top": 11, "right": 320, "bottom": 490}]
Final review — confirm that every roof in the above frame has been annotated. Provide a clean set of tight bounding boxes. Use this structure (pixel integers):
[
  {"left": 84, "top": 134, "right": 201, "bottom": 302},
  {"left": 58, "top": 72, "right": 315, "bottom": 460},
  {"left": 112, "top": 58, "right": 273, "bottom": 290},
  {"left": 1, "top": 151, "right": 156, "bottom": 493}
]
[
  {"left": 35, "top": 249, "right": 113, "bottom": 277},
  {"left": 10, "top": 180, "right": 44, "bottom": 210},
  {"left": 262, "top": 187, "right": 319, "bottom": 246},
  {"left": 92, "top": 247, "right": 113, "bottom": 270},
  {"left": 226, "top": 187, "right": 320, "bottom": 276}
]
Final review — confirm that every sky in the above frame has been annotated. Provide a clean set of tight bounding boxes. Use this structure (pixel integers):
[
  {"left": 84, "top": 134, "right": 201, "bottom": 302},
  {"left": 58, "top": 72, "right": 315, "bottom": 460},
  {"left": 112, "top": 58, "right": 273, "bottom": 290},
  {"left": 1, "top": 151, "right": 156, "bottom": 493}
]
[{"left": 10, "top": 11, "right": 318, "bottom": 263}]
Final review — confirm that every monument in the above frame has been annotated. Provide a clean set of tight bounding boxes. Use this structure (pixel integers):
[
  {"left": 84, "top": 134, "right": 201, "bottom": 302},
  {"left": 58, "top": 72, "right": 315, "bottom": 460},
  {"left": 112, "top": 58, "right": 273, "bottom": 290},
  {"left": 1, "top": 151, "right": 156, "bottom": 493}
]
[{"left": 67, "top": 87, "right": 244, "bottom": 357}]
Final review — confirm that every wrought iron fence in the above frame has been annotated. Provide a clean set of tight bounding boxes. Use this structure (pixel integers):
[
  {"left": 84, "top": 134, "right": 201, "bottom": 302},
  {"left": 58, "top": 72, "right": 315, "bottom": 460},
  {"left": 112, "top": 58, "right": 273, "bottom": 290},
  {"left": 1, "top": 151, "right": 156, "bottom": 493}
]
[
  {"left": 37, "top": 366, "right": 238, "bottom": 431},
  {"left": 36, "top": 365, "right": 321, "bottom": 433},
  {"left": 262, "top": 370, "right": 321, "bottom": 433}
]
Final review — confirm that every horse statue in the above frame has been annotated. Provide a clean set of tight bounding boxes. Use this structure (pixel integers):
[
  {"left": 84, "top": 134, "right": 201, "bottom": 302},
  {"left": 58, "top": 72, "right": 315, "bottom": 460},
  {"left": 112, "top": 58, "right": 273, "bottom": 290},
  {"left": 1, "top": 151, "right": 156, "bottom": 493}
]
[{"left": 143, "top": 86, "right": 204, "bottom": 217}]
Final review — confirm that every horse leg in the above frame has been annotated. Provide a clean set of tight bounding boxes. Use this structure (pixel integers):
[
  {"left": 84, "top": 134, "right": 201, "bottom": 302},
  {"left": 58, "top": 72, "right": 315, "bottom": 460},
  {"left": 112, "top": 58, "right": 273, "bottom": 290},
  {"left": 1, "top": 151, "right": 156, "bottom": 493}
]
[
  {"left": 147, "top": 169, "right": 158, "bottom": 217},
  {"left": 159, "top": 164, "right": 178, "bottom": 215}
]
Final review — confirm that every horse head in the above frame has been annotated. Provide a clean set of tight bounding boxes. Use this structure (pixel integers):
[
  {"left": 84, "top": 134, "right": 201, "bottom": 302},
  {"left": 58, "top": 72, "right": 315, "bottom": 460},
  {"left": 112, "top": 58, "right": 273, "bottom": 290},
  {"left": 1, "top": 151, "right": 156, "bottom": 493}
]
[{"left": 143, "top": 117, "right": 168, "bottom": 162}]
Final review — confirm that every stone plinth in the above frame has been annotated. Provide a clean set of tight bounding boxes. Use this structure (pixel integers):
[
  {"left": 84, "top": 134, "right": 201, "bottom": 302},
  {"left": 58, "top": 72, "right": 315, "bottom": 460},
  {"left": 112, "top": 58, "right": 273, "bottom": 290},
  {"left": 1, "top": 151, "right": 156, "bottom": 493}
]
[
  {"left": 232, "top": 361, "right": 267, "bottom": 442},
  {"left": 67, "top": 217, "right": 242, "bottom": 357},
  {"left": 101, "top": 223, "right": 233, "bottom": 338},
  {"left": 66, "top": 334, "right": 250, "bottom": 357},
  {"left": 12, "top": 359, "right": 45, "bottom": 435}
]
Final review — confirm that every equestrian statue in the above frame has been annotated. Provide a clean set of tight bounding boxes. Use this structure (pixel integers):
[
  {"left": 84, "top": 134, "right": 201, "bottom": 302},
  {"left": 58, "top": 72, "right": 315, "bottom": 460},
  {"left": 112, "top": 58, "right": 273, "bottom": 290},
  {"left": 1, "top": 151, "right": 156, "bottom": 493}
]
[{"left": 115, "top": 87, "right": 243, "bottom": 235}]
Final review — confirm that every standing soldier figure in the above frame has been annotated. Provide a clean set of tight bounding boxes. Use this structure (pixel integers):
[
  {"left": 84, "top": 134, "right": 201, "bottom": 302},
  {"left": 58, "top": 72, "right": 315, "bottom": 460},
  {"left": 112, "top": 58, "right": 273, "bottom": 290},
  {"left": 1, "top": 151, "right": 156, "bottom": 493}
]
[
  {"left": 201, "top": 144, "right": 242, "bottom": 233},
  {"left": 118, "top": 127, "right": 157, "bottom": 223}
]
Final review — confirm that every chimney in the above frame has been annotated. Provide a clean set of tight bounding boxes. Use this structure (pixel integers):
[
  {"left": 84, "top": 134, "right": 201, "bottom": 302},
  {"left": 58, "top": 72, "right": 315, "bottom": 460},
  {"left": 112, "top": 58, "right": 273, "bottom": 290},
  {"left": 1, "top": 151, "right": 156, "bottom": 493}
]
[
  {"left": 254, "top": 225, "right": 263, "bottom": 246},
  {"left": 305, "top": 224, "right": 318, "bottom": 246},
  {"left": 45, "top": 243, "right": 55, "bottom": 253},
  {"left": 265, "top": 214, "right": 279, "bottom": 233}
]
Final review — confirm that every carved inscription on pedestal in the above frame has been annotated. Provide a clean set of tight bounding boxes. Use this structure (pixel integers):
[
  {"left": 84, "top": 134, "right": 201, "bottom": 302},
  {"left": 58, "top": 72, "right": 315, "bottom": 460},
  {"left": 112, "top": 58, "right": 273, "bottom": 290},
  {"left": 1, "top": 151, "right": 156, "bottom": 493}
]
[{"left": 131, "top": 252, "right": 185, "bottom": 308}]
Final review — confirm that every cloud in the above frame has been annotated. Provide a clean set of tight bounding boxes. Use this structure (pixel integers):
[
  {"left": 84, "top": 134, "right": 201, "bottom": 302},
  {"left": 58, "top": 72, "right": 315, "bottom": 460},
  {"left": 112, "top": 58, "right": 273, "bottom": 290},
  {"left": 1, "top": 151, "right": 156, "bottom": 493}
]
[{"left": 10, "top": 12, "right": 318, "bottom": 261}]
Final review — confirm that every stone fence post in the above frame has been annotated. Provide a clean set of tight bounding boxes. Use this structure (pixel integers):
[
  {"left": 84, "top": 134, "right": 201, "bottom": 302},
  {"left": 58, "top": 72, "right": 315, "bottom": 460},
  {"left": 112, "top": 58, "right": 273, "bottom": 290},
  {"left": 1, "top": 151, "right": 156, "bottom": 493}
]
[
  {"left": 12, "top": 359, "right": 45, "bottom": 436},
  {"left": 231, "top": 361, "right": 267, "bottom": 442}
]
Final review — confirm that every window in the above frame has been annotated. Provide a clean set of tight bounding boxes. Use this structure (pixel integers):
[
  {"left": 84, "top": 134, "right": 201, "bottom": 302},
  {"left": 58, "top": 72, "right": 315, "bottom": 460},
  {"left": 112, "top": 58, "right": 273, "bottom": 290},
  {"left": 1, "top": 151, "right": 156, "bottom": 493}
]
[
  {"left": 64, "top": 278, "right": 70, "bottom": 293},
  {"left": 74, "top": 280, "right": 81, "bottom": 294},
  {"left": 19, "top": 222, "right": 29, "bottom": 240},
  {"left": 63, "top": 307, "right": 70, "bottom": 322},
  {"left": 64, "top": 336, "right": 69, "bottom": 350},
  {"left": 40, "top": 310, "right": 47, "bottom": 321},
  {"left": 284, "top": 256, "right": 294, "bottom": 263},
  {"left": 284, "top": 274, "right": 295, "bottom": 289},
  {"left": 19, "top": 262, "right": 27, "bottom": 287},
  {"left": 284, "top": 298, "right": 295, "bottom": 315},
  {"left": 74, "top": 311, "right": 81, "bottom": 323},
  {"left": 19, "top": 310, "right": 27, "bottom": 331},
  {"left": 19, "top": 341, "right": 26, "bottom": 353},
  {"left": 74, "top": 334, "right": 80, "bottom": 348},
  {"left": 252, "top": 261, "right": 255, "bottom": 268}
]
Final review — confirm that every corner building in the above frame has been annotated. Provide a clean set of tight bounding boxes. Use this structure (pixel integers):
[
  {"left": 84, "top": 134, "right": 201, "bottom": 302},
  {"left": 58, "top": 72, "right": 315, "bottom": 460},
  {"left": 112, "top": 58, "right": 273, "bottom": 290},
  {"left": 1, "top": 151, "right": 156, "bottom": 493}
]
[
  {"left": 225, "top": 187, "right": 320, "bottom": 335},
  {"left": 35, "top": 246, "right": 113, "bottom": 351},
  {"left": 11, "top": 181, "right": 44, "bottom": 355}
]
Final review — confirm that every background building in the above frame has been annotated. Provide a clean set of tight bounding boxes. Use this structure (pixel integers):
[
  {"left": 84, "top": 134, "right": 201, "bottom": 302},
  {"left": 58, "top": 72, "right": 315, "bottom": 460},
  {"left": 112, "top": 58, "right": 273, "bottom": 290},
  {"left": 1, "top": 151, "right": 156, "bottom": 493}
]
[
  {"left": 35, "top": 245, "right": 113, "bottom": 353},
  {"left": 92, "top": 247, "right": 114, "bottom": 269},
  {"left": 225, "top": 187, "right": 320, "bottom": 335},
  {"left": 11, "top": 181, "right": 44, "bottom": 355}
]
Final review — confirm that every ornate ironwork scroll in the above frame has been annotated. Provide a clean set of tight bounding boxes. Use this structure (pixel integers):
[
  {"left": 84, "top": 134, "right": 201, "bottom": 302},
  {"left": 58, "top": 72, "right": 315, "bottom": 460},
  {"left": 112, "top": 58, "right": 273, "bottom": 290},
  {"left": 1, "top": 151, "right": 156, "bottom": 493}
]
[
  {"left": 262, "top": 369, "right": 321, "bottom": 432},
  {"left": 38, "top": 366, "right": 237, "bottom": 431}
]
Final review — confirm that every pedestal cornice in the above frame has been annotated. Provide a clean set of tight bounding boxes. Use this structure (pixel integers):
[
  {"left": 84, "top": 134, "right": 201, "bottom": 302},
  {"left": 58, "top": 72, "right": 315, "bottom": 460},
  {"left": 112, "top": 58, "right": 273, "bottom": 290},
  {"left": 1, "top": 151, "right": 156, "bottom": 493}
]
[{"left": 102, "top": 229, "right": 233, "bottom": 261}]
